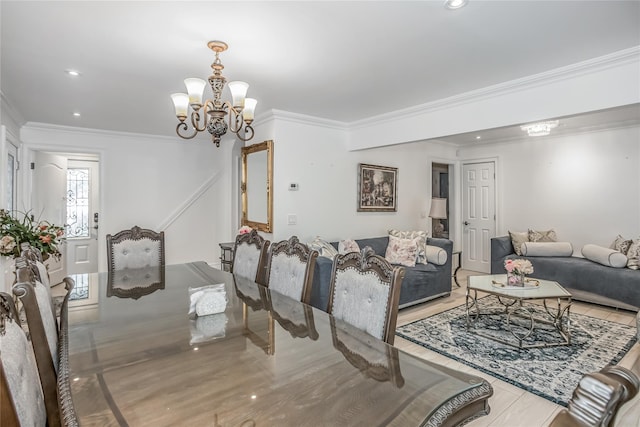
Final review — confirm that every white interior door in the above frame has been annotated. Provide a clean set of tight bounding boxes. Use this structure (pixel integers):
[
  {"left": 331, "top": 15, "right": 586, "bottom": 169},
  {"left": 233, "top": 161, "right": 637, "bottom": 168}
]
[
  {"left": 65, "top": 160, "right": 100, "bottom": 274},
  {"left": 32, "top": 151, "right": 68, "bottom": 284},
  {"left": 462, "top": 162, "right": 496, "bottom": 273}
]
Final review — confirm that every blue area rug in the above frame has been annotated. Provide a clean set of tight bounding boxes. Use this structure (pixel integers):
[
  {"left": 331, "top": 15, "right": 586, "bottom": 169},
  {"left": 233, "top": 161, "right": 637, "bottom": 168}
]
[{"left": 396, "top": 296, "right": 637, "bottom": 406}]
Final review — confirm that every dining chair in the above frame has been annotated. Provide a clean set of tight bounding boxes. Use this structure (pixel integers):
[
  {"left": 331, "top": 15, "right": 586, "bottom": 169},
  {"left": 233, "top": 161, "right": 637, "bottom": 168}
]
[
  {"left": 0, "top": 292, "right": 48, "bottom": 426},
  {"left": 56, "top": 277, "right": 79, "bottom": 427},
  {"left": 330, "top": 317, "right": 404, "bottom": 387},
  {"left": 232, "top": 229, "right": 270, "bottom": 285},
  {"left": 106, "top": 225, "right": 165, "bottom": 299},
  {"left": 12, "top": 257, "right": 76, "bottom": 427},
  {"left": 327, "top": 246, "right": 405, "bottom": 345},
  {"left": 265, "top": 235, "right": 318, "bottom": 304},
  {"left": 20, "top": 241, "right": 51, "bottom": 287}
]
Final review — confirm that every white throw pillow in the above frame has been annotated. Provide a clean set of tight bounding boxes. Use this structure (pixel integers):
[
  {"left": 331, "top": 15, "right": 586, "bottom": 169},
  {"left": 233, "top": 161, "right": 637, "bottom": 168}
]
[
  {"left": 509, "top": 230, "right": 529, "bottom": 256},
  {"left": 627, "top": 239, "right": 640, "bottom": 270},
  {"left": 388, "top": 229, "right": 428, "bottom": 263},
  {"left": 581, "top": 244, "right": 627, "bottom": 268},
  {"left": 520, "top": 242, "right": 573, "bottom": 257},
  {"left": 338, "top": 239, "right": 360, "bottom": 255},
  {"left": 308, "top": 236, "right": 339, "bottom": 259},
  {"left": 425, "top": 245, "right": 447, "bottom": 265},
  {"left": 384, "top": 234, "right": 419, "bottom": 267}
]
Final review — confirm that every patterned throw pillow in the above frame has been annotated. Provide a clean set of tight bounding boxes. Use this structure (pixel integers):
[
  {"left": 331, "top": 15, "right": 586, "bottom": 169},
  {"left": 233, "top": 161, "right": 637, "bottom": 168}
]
[
  {"left": 388, "top": 229, "right": 428, "bottom": 264},
  {"left": 626, "top": 239, "right": 640, "bottom": 270},
  {"left": 338, "top": 239, "right": 360, "bottom": 255},
  {"left": 308, "top": 236, "right": 339, "bottom": 259},
  {"left": 610, "top": 235, "right": 633, "bottom": 255},
  {"left": 384, "top": 234, "right": 419, "bottom": 267},
  {"left": 508, "top": 231, "right": 529, "bottom": 256},
  {"left": 528, "top": 229, "right": 558, "bottom": 242}
]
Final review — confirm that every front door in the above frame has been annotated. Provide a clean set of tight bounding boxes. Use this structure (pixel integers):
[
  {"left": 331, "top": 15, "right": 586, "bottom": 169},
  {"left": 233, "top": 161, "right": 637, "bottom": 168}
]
[
  {"left": 462, "top": 161, "right": 496, "bottom": 273},
  {"left": 32, "top": 151, "right": 68, "bottom": 284},
  {"left": 65, "top": 160, "right": 100, "bottom": 274}
]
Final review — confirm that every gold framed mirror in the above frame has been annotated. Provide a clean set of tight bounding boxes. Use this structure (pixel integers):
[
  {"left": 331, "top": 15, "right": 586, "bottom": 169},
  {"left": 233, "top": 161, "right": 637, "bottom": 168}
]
[{"left": 241, "top": 140, "right": 273, "bottom": 232}]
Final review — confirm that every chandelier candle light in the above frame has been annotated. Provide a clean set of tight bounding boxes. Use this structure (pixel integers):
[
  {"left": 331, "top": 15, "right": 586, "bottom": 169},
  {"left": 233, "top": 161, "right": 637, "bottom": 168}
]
[{"left": 171, "top": 41, "right": 257, "bottom": 147}]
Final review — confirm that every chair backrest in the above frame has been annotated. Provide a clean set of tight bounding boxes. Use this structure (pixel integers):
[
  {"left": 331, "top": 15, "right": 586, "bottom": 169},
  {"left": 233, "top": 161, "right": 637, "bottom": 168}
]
[
  {"left": 327, "top": 246, "right": 405, "bottom": 344},
  {"left": 21, "top": 242, "right": 51, "bottom": 287},
  {"left": 106, "top": 225, "right": 165, "bottom": 271},
  {"left": 232, "top": 230, "right": 270, "bottom": 284},
  {"left": 56, "top": 278, "right": 79, "bottom": 427},
  {"left": 0, "top": 292, "right": 48, "bottom": 427},
  {"left": 12, "top": 257, "right": 69, "bottom": 427},
  {"left": 265, "top": 236, "right": 318, "bottom": 304}
]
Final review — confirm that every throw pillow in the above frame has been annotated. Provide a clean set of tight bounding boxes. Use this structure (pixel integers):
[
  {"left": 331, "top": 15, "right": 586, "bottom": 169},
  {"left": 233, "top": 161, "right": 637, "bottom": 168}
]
[
  {"left": 384, "top": 234, "right": 419, "bottom": 267},
  {"left": 424, "top": 245, "right": 447, "bottom": 265},
  {"left": 508, "top": 230, "right": 529, "bottom": 256},
  {"left": 627, "top": 239, "right": 640, "bottom": 270},
  {"left": 308, "top": 236, "right": 339, "bottom": 259},
  {"left": 581, "top": 244, "right": 627, "bottom": 268},
  {"left": 610, "top": 234, "right": 633, "bottom": 255},
  {"left": 338, "top": 239, "right": 360, "bottom": 255},
  {"left": 528, "top": 229, "right": 558, "bottom": 242},
  {"left": 521, "top": 242, "right": 573, "bottom": 257},
  {"left": 388, "top": 229, "right": 428, "bottom": 263}
]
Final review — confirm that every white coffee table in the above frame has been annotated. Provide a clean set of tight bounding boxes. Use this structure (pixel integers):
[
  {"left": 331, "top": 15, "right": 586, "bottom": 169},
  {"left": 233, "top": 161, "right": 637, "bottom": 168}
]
[{"left": 466, "top": 274, "right": 572, "bottom": 349}]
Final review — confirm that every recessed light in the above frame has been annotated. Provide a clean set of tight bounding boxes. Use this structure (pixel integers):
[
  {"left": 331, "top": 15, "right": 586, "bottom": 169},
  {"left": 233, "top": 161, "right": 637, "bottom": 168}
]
[
  {"left": 65, "top": 69, "right": 81, "bottom": 77},
  {"left": 444, "top": 0, "right": 468, "bottom": 10},
  {"left": 475, "top": 136, "right": 481, "bottom": 140},
  {"left": 72, "top": 112, "right": 81, "bottom": 117}
]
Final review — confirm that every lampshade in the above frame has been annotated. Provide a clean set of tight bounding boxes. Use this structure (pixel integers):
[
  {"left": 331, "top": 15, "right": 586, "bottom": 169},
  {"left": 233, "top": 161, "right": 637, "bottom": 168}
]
[
  {"left": 429, "top": 198, "right": 448, "bottom": 220},
  {"left": 228, "top": 81, "right": 249, "bottom": 109},
  {"left": 243, "top": 98, "right": 257, "bottom": 123},
  {"left": 184, "top": 78, "right": 206, "bottom": 106},
  {"left": 170, "top": 93, "right": 189, "bottom": 118}
]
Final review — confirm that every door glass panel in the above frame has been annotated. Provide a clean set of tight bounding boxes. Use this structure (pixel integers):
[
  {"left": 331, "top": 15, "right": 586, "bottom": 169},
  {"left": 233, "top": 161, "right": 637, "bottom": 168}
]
[{"left": 66, "top": 168, "right": 90, "bottom": 238}]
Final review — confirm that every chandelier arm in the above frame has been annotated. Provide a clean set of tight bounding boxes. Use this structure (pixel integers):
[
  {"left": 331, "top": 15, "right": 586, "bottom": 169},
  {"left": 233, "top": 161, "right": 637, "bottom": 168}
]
[
  {"left": 190, "top": 109, "right": 208, "bottom": 132},
  {"left": 224, "top": 102, "right": 245, "bottom": 135},
  {"left": 176, "top": 122, "right": 198, "bottom": 139},
  {"left": 235, "top": 125, "right": 255, "bottom": 142}
]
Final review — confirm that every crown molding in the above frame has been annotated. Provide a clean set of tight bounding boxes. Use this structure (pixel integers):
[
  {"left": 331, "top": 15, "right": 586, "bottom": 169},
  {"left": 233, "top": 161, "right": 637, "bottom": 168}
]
[
  {"left": 1, "top": 91, "right": 26, "bottom": 130},
  {"left": 21, "top": 122, "right": 180, "bottom": 144},
  {"left": 266, "top": 109, "right": 349, "bottom": 131},
  {"left": 350, "top": 46, "right": 640, "bottom": 129}
]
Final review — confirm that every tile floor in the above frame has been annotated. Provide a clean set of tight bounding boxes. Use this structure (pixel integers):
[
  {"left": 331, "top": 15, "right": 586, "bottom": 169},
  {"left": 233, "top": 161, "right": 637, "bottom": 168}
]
[{"left": 395, "top": 270, "right": 640, "bottom": 427}]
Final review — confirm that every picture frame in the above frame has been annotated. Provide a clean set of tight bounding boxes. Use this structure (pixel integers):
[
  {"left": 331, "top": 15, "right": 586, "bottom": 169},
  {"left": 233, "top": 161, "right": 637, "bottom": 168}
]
[{"left": 357, "top": 163, "right": 398, "bottom": 212}]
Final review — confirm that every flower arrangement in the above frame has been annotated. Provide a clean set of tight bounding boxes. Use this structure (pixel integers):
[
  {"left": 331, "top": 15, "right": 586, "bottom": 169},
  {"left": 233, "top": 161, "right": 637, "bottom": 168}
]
[
  {"left": 238, "top": 225, "right": 252, "bottom": 235},
  {"left": 0, "top": 210, "right": 65, "bottom": 259},
  {"left": 504, "top": 258, "right": 534, "bottom": 285}
]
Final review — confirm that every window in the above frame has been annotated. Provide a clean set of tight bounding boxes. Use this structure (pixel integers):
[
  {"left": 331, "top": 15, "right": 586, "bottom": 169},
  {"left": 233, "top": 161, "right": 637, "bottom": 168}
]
[{"left": 66, "top": 168, "right": 90, "bottom": 238}]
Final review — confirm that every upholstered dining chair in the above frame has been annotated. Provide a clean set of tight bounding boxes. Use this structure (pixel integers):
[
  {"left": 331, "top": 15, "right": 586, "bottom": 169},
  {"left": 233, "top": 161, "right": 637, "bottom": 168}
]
[
  {"left": 12, "top": 257, "right": 76, "bottom": 427},
  {"left": 20, "top": 241, "right": 51, "bottom": 287},
  {"left": 106, "top": 226, "right": 165, "bottom": 299},
  {"left": 264, "top": 235, "right": 318, "bottom": 304},
  {"left": 327, "top": 246, "right": 405, "bottom": 345},
  {"left": 0, "top": 292, "right": 48, "bottom": 426},
  {"left": 232, "top": 229, "right": 270, "bottom": 285}
]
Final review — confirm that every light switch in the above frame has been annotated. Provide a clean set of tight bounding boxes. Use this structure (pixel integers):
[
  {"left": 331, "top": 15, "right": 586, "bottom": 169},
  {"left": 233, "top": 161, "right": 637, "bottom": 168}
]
[{"left": 287, "top": 214, "right": 297, "bottom": 225}]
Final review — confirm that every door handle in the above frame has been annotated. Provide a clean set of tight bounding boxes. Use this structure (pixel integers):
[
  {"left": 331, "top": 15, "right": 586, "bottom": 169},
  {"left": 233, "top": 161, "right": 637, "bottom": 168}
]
[{"left": 464, "top": 221, "right": 470, "bottom": 226}]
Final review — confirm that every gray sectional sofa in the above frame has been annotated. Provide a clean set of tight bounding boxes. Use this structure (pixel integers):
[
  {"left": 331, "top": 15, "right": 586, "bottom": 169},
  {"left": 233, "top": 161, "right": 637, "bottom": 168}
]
[
  {"left": 310, "top": 236, "right": 453, "bottom": 311},
  {"left": 491, "top": 236, "right": 640, "bottom": 311}
]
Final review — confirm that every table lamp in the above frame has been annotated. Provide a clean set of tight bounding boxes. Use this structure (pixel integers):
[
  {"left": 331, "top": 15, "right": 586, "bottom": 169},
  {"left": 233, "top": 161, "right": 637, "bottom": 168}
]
[{"left": 429, "top": 198, "right": 448, "bottom": 238}]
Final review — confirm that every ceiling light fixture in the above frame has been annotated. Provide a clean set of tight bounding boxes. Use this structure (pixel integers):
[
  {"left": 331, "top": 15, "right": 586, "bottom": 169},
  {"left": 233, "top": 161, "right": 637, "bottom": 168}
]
[
  {"left": 65, "top": 69, "right": 80, "bottom": 77},
  {"left": 444, "top": 0, "right": 468, "bottom": 10},
  {"left": 171, "top": 41, "right": 257, "bottom": 147},
  {"left": 72, "top": 112, "right": 81, "bottom": 117},
  {"left": 520, "top": 120, "right": 560, "bottom": 137}
]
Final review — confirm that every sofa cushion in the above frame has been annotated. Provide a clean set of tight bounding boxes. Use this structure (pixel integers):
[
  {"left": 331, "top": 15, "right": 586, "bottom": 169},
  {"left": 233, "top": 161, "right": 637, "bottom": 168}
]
[
  {"left": 388, "top": 229, "right": 428, "bottom": 263},
  {"left": 509, "top": 230, "right": 529, "bottom": 255},
  {"left": 384, "top": 234, "right": 418, "bottom": 267},
  {"left": 582, "top": 244, "right": 627, "bottom": 268},
  {"left": 627, "top": 240, "right": 640, "bottom": 270},
  {"left": 425, "top": 245, "right": 447, "bottom": 265},
  {"left": 338, "top": 239, "right": 360, "bottom": 254},
  {"left": 521, "top": 241, "right": 573, "bottom": 257},
  {"left": 528, "top": 228, "right": 558, "bottom": 242},
  {"left": 610, "top": 235, "right": 633, "bottom": 255},
  {"left": 308, "top": 236, "right": 339, "bottom": 259}
]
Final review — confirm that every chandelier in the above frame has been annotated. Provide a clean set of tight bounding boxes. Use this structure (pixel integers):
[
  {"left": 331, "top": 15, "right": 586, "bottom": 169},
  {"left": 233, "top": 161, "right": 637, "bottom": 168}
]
[
  {"left": 520, "top": 120, "right": 559, "bottom": 137},
  {"left": 171, "top": 41, "right": 256, "bottom": 147}
]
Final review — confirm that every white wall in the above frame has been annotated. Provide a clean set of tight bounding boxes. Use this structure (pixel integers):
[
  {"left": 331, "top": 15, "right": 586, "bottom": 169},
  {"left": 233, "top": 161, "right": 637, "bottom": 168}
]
[
  {"left": 268, "top": 116, "right": 459, "bottom": 244},
  {"left": 20, "top": 123, "right": 233, "bottom": 271},
  {"left": 457, "top": 125, "right": 640, "bottom": 253}
]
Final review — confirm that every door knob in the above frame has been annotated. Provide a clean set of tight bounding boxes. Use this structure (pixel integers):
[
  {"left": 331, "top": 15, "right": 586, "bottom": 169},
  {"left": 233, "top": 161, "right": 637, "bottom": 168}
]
[{"left": 464, "top": 221, "right": 470, "bottom": 226}]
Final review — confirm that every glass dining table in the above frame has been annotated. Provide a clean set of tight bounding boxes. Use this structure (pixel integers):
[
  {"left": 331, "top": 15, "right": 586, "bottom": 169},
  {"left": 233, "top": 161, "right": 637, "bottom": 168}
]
[{"left": 66, "top": 262, "right": 492, "bottom": 426}]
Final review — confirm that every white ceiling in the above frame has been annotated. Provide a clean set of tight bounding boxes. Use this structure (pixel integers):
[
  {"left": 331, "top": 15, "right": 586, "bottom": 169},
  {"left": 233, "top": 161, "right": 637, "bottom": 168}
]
[{"left": 2, "top": 1, "right": 639, "bottom": 144}]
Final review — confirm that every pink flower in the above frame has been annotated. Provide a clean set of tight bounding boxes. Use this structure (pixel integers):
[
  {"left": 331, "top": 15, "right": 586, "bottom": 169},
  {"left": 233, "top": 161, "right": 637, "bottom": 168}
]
[
  {"left": 238, "top": 226, "right": 252, "bottom": 235},
  {"left": 504, "top": 259, "right": 514, "bottom": 273},
  {"left": 39, "top": 224, "right": 48, "bottom": 231},
  {"left": 39, "top": 234, "right": 52, "bottom": 244}
]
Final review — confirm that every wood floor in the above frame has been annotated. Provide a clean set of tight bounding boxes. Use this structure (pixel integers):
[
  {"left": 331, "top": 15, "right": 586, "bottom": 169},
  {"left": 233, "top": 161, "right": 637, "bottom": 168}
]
[{"left": 395, "top": 270, "right": 640, "bottom": 427}]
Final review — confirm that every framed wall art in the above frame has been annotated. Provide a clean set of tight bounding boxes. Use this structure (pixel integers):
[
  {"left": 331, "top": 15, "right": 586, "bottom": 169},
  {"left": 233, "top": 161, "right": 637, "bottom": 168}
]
[{"left": 357, "top": 163, "right": 398, "bottom": 212}]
